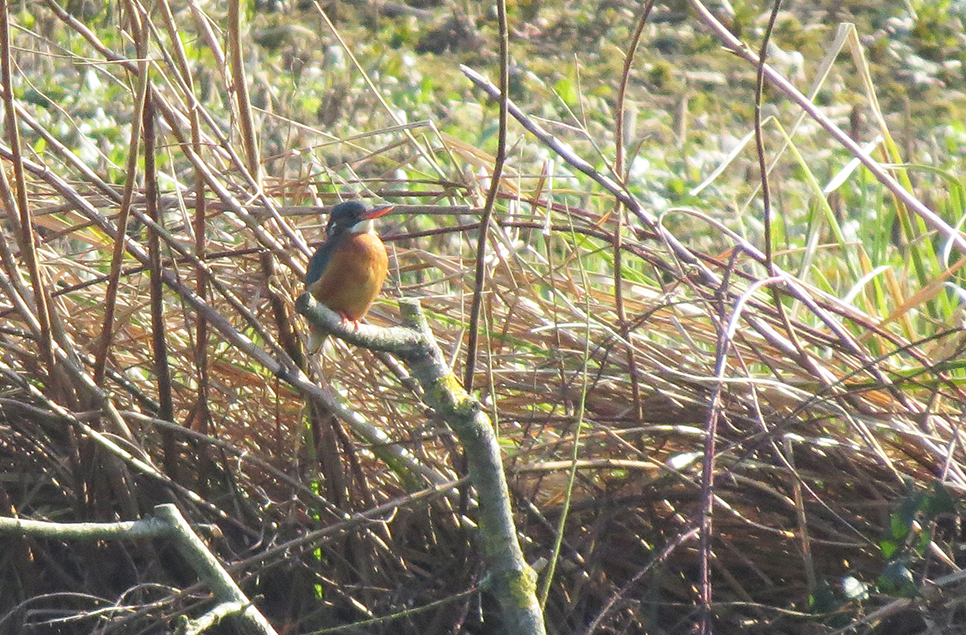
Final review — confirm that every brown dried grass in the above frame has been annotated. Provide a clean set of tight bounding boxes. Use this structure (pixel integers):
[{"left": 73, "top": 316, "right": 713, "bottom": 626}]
[{"left": 0, "top": 2, "right": 964, "bottom": 634}]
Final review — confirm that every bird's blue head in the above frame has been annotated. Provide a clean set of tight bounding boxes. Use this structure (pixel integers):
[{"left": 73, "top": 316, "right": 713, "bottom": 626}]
[{"left": 326, "top": 201, "right": 394, "bottom": 237}]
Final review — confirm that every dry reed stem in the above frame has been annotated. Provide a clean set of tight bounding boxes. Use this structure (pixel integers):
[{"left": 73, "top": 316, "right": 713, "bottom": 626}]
[{"left": 0, "top": 3, "right": 963, "bottom": 634}]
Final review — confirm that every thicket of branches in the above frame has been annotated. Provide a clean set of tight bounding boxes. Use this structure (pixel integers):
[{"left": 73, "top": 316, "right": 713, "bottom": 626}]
[{"left": 1, "top": 1, "right": 965, "bottom": 634}]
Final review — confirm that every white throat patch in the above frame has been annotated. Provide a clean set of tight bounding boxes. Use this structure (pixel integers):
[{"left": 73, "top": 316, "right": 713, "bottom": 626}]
[{"left": 351, "top": 219, "right": 374, "bottom": 234}]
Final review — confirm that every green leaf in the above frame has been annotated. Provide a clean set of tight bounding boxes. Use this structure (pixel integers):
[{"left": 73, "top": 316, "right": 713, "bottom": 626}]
[
  {"left": 554, "top": 77, "right": 577, "bottom": 107},
  {"left": 889, "top": 512, "right": 911, "bottom": 542},
  {"left": 897, "top": 490, "right": 926, "bottom": 532},
  {"left": 922, "top": 481, "right": 956, "bottom": 517},
  {"left": 23, "top": 89, "right": 52, "bottom": 109},
  {"left": 808, "top": 579, "right": 838, "bottom": 613},
  {"left": 879, "top": 536, "right": 899, "bottom": 560},
  {"left": 878, "top": 560, "right": 918, "bottom": 598}
]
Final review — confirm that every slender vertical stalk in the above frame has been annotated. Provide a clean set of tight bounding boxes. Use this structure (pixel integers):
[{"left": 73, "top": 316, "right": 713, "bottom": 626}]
[
  {"left": 0, "top": 0, "right": 54, "bottom": 370},
  {"left": 464, "top": 0, "right": 508, "bottom": 393},
  {"left": 93, "top": 3, "right": 150, "bottom": 386}
]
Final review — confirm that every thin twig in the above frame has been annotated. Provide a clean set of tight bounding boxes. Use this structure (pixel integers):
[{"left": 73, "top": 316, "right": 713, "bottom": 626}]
[
  {"left": 93, "top": 2, "right": 150, "bottom": 386},
  {"left": 585, "top": 528, "right": 699, "bottom": 635},
  {"left": 158, "top": 0, "right": 212, "bottom": 436},
  {"left": 464, "top": 0, "right": 509, "bottom": 392},
  {"left": 755, "top": 0, "right": 780, "bottom": 271},
  {"left": 143, "top": 100, "right": 177, "bottom": 476},
  {"left": 228, "top": 0, "right": 261, "bottom": 182},
  {"left": 0, "top": 0, "right": 54, "bottom": 370},
  {"left": 612, "top": 0, "right": 655, "bottom": 421}
]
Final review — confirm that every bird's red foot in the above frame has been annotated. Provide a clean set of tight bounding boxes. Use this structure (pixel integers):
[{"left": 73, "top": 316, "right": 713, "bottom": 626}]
[{"left": 338, "top": 313, "right": 361, "bottom": 330}]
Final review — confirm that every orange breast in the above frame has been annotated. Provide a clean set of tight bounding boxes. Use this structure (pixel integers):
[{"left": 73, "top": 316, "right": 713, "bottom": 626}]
[{"left": 307, "top": 232, "right": 388, "bottom": 321}]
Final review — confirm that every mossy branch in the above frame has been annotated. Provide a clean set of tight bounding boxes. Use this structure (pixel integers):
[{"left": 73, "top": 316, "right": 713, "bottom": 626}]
[
  {"left": 0, "top": 504, "right": 277, "bottom": 635},
  {"left": 297, "top": 294, "right": 546, "bottom": 635}
]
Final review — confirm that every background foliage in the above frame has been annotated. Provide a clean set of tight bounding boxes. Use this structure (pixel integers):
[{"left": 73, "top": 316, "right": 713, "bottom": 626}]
[{"left": 2, "top": 0, "right": 966, "bottom": 633}]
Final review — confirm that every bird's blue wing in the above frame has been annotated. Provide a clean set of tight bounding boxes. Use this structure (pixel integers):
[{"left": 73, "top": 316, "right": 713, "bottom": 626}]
[{"left": 305, "top": 232, "right": 344, "bottom": 287}]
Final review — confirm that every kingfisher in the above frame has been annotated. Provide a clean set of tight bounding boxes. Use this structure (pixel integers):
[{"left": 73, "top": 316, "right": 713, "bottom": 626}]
[{"left": 304, "top": 200, "right": 394, "bottom": 353}]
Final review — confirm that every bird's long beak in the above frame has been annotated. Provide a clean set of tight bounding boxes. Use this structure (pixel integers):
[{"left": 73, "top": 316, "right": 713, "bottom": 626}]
[{"left": 361, "top": 204, "right": 394, "bottom": 220}]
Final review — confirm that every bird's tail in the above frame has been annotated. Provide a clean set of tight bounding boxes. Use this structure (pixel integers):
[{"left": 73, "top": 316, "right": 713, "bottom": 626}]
[{"left": 307, "top": 327, "right": 327, "bottom": 355}]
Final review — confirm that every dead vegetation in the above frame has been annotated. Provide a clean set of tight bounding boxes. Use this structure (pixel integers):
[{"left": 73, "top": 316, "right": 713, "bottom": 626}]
[{"left": 1, "top": 1, "right": 965, "bottom": 634}]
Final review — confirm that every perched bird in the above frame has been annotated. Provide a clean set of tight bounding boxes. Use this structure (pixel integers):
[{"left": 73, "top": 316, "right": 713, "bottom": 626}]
[{"left": 304, "top": 200, "right": 394, "bottom": 353}]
